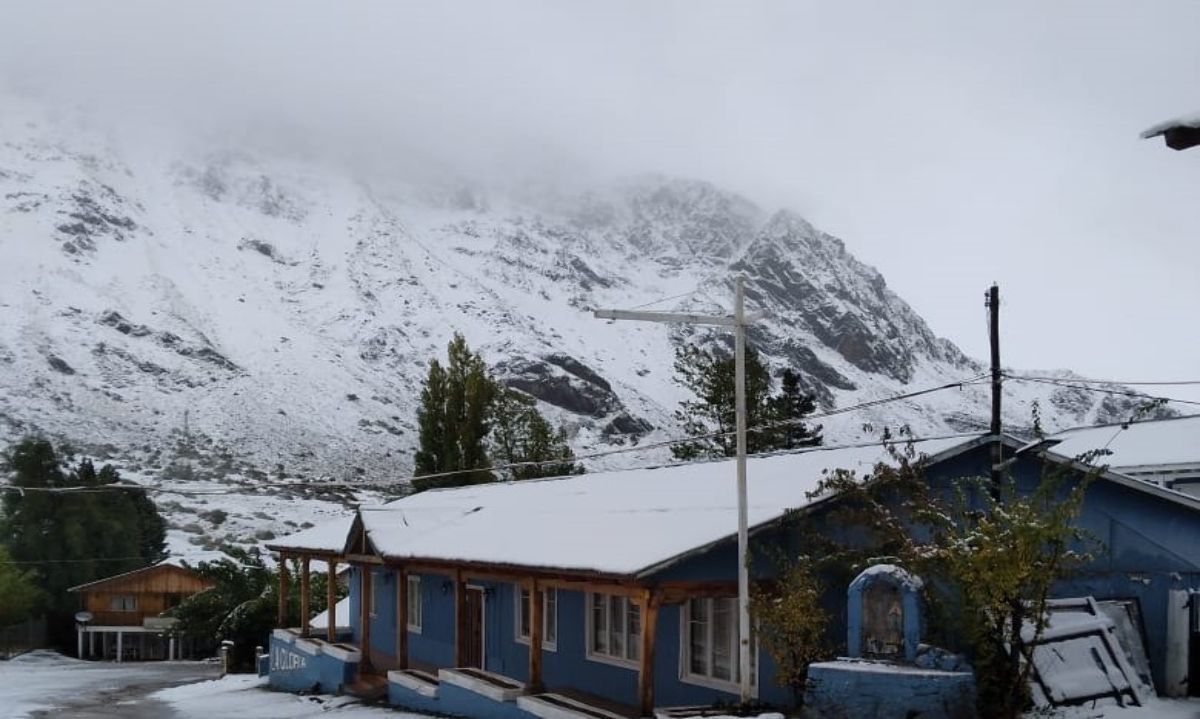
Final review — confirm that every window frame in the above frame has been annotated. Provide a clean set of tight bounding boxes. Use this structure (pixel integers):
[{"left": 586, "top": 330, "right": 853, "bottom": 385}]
[
  {"left": 406, "top": 575, "right": 422, "bottom": 633},
  {"left": 679, "top": 596, "right": 758, "bottom": 696},
  {"left": 584, "top": 592, "right": 641, "bottom": 669},
  {"left": 109, "top": 595, "right": 138, "bottom": 612},
  {"left": 514, "top": 584, "right": 557, "bottom": 651}
]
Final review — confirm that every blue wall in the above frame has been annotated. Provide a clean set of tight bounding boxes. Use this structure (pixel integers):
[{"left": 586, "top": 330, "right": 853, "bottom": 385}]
[
  {"left": 408, "top": 571, "right": 457, "bottom": 669},
  {"left": 910, "top": 447, "right": 1200, "bottom": 693}
]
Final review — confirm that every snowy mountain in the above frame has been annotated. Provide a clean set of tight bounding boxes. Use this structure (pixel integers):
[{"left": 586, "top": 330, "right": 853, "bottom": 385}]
[{"left": 0, "top": 96, "right": 1157, "bottom": 500}]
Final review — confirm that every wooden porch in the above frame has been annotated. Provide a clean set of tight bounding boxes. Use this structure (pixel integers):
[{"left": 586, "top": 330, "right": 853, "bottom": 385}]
[{"left": 279, "top": 542, "right": 737, "bottom": 717}]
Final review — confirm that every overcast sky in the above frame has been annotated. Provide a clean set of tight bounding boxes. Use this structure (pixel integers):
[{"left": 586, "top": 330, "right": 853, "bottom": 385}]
[{"left": 2, "top": 1, "right": 1198, "bottom": 401}]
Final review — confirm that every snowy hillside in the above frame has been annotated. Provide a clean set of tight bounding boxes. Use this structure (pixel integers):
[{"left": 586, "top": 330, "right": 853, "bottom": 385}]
[{"left": 0, "top": 97, "right": 1162, "bottom": 557}]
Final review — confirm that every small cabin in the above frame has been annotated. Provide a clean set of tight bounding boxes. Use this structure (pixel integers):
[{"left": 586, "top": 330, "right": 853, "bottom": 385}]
[{"left": 69, "top": 561, "right": 214, "bottom": 661}]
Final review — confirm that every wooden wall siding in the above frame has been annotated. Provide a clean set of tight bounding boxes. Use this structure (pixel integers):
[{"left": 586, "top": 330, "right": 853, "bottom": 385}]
[
  {"left": 77, "top": 565, "right": 212, "bottom": 595},
  {"left": 78, "top": 566, "right": 212, "bottom": 626}
]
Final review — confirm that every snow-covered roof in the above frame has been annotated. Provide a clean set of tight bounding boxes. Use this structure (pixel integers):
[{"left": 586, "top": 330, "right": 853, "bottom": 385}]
[
  {"left": 350, "top": 436, "right": 978, "bottom": 578},
  {"left": 1141, "top": 112, "right": 1200, "bottom": 139},
  {"left": 310, "top": 596, "right": 351, "bottom": 630},
  {"left": 271, "top": 429, "right": 1200, "bottom": 576},
  {"left": 269, "top": 515, "right": 356, "bottom": 554},
  {"left": 1049, "top": 415, "right": 1200, "bottom": 471}
]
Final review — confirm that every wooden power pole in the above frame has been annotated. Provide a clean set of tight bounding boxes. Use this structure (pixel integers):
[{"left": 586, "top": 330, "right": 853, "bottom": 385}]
[
  {"left": 987, "top": 284, "right": 1003, "bottom": 494},
  {"left": 593, "top": 275, "right": 757, "bottom": 702}
]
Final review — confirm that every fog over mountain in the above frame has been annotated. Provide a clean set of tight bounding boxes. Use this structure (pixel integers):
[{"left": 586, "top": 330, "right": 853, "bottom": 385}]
[{"left": 0, "top": 96, "right": 1166, "bottom": 484}]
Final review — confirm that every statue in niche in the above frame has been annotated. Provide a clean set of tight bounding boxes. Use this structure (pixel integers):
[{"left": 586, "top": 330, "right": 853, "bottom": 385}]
[{"left": 862, "top": 581, "right": 904, "bottom": 657}]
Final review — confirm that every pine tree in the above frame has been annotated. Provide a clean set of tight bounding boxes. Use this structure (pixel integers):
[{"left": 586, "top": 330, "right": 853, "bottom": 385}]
[
  {"left": 1, "top": 438, "right": 167, "bottom": 625},
  {"left": 0, "top": 545, "right": 39, "bottom": 626},
  {"left": 671, "top": 344, "right": 822, "bottom": 460},
  {"left": 766, "top": 369, "right": 821, "bottom": 450},
  {"left": 412, "top": 334, "right": 499, "bottom": 491},
  {"left": 490, "top": 389, "right": 582, "bottom": 480}
]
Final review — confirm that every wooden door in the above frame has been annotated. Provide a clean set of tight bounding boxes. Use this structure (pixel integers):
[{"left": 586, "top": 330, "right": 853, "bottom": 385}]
[{"left": 462, "top": 588, "right": 485, "bottom": 669}]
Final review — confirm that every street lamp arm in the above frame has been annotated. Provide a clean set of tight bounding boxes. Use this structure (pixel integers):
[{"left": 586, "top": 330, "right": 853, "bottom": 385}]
[{"left": 591, "top": 309, "right": 763, "bottom": 326}]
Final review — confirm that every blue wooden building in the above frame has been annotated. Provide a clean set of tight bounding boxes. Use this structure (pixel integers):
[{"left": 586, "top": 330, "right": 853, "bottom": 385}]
[{"left": 266, "top": 421, "right": 1200, "bottom": 717}]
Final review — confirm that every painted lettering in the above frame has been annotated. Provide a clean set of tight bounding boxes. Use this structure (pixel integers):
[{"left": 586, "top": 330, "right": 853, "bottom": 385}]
[{"left": 272, "top": 645, "right": 308, "bottom": 672}]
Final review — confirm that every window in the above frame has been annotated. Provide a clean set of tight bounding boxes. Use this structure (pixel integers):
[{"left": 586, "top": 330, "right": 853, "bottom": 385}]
[
  {"left": 109, "top": 595, "right": 137, "bottom": 612},
  {"left": 682, "top": 597, "right": 757, "bottom": 692},
  {"left": 515, "top": 585, "right": 557, "bottom": 650},
  {"left": 587, "top": 593, "right": 640, "bottom": 666},
  {"left": 407, "top": 575, "right": 422, "bottom": 632}
]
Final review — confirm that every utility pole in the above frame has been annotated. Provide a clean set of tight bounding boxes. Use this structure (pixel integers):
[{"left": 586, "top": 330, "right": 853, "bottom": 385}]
[
  {"left": 987, "top": 284, "right": 1002, "bottom": 496},
  {"left": 593, "top": 275, "right": 756, "bottom": 702}
]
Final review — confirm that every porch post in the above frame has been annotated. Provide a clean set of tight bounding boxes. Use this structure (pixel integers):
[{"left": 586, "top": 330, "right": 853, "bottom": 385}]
[
  {"left": 327, "top": 560, "right": 338, "bottom": 642},
  {"left": 116, "top": 631, "right": 123, "bottom": 663},
  {"left": 169, "top": 636, "right": 175, "bottom": 661},
  {"left": 300, "top": 556, "right": 311, "bottom": 638},
  {"left": 89, "top": 629, "right": 95, "bottom": 658},
  {"left": 77, "top": 626, "right": 83, "bottom": 659},
  {"left": 453, "top": 569, "right": 466, "bottom": 667},
  {"left": 638, "top": 591, "right": 660, "bottom": 717},
  {"left": 529, "top": 579, "right": 544, "bottom": 692},
  {"left": 277, "top": 553, "right": 290, "bottom": 628},
  {"left": 396, "top": 567, "right": 409, "bottom": 670},
  {"left": 359, "top": 566, "right": 373, "bottom": 670}
]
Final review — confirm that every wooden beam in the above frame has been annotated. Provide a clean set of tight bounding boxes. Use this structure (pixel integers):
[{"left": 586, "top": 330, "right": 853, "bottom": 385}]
[
  {"left": 387, "top": 558, "right": 641, "bottom": 592},
  {"left": 398, "top": 561, "right": 645, "bottom": 600},
  {"left": 359, "top": 567, "right": 373, "bottom": 670},
  {"left": 396, "top": 568, "right": 409, "bottom": 670},
  {"left": 657, "top": 580, "right": 741, "bottom": 604},
  {"left": 453, "top": 569, "right": 466, "bottom": 667},
  {"left": 345, "top": 553, "right": 384, "bottom": 565},
  {"left": 299, "top": 557, "right": 311, "bottom": 638},
  {"left": 277, "top": 554, "right": 289, "bottom": 628},
  {"left": 326, "top": 560, "right": 338, "bottom": 643},
  {"left": 638, "top": 591, "right": 661, "bottom": 717},
  {"left": 529, "top": 579, "right": 543, "bottom": 692}
]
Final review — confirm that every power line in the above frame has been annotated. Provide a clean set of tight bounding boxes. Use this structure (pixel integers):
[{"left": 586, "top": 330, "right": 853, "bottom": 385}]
[
  {"left": 0, "top": 555, "right": 151, "bottom": 566},
  {"left": 623, "top": 284, "right": 703, "bottom": 311},
  {"left": 1006, "top": 374, "right": 1200, "bottom": 387},
  {"left": 1003, "top": 374, "right": 1200, "bottom": 408},
  {"left": 0, "top": 375, "right": 989, "bottom": 497}
]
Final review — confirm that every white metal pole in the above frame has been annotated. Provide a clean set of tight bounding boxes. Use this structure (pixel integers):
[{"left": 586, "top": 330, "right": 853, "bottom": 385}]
[
  {"left": 591, "top": 277, "right": 758, "bottom": 702},
  {"left": 734, "top": 275, "right": 751, "bottom": 702}
]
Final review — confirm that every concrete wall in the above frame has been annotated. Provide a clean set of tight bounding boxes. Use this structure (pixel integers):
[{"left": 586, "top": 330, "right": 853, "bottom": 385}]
[{"left": 805, "top": 661, "right": 975, "bottom": 719}]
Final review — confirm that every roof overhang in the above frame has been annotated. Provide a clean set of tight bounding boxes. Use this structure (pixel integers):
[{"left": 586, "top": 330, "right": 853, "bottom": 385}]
[{"left": 1141, "top": 113, "right": 1200, "bottom": 150}]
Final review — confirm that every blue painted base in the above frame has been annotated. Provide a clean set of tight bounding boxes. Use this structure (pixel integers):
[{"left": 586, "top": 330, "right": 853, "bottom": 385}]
[
  {"left": 438, "top": 681, "right": 534, "bottom": 719},
  {"left": 387, "top": 682, "right": 442, "bottom": 715},
  {"left": 805, "top": 659, "right": 976, "bottom": 719},
  {"left": 267, "top": 633, "right": 358, "bottom": 695}
]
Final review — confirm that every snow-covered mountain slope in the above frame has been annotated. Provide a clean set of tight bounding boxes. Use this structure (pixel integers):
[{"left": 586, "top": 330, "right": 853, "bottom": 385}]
[{"left": 0, "top": 96, "right": 1160, "bottom": 496}]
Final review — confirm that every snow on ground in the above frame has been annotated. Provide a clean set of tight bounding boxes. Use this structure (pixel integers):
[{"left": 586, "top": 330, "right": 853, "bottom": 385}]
[
  {"left": 154, "top": 675, "right": 417, "bottom": 718},
  {"left": 1038, "top": 698, "right": 1200, "bottom": 718},
  {"left": 0, "top": 650, "right": 219, "bottom": 718}
]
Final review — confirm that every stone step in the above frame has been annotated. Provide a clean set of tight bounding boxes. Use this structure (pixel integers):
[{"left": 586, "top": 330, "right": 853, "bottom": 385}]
[{"left": 519, "top": 693, "right": 632, "bottom": 719}]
